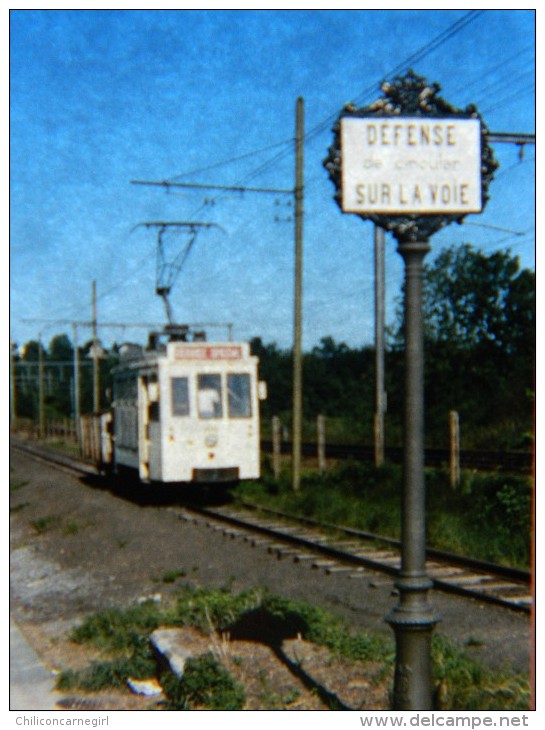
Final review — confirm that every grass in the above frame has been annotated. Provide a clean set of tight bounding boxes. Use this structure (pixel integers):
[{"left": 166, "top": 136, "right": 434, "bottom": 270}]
[
  {"left": 256, "top": 669, "right": 300, "bottom": 709},
  {"left": 236, "top": 460, "right": 532, "bottom": 569},
  {"left": 161, "top": 569, "right": 186, "bottom": 584},
  {"left": 10, "top": 502, "right": 30, "bottom": 514},
  {"left": 57, "top": 655, "right": 157, "bottom": 692},
  {"left": 56, "top": 585, "right": 530, "bottom": 711},
  {"left": 28, "top": 514, "right": 92, "bottom": 538},
  {"left": 31, "top": 515, "right": 62, "bottom": 534},
  {"left": 9, "top": 477, "right": 29, "bottom": 493},
  {"left": 161, "top": 653, "right": 246, "bottom": 710},
  {"left": 63, "top": 520, "right": 85, "bottom": 536},
  {"left": 431, "top": 635, "right": 530, "bottom": 711}
]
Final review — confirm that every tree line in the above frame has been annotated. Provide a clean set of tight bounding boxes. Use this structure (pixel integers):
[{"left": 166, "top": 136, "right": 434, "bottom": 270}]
[
  {"left": 252, "top": 244, "right": 534, "bottom": 451},
  {"left": 12, "top": 244, "right": 534, "bottom": 451}
]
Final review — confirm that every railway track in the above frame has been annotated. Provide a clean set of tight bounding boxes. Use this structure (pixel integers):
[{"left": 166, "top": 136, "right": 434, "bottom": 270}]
[
  {"left": 11, "top": 438, "right": 532, "bottom": 615},
  {"left": 176, "top": 501, "right": 532, "bottom": 614},
  {"left": 262, "top": 440, "right": 533, "bottom": 473}
]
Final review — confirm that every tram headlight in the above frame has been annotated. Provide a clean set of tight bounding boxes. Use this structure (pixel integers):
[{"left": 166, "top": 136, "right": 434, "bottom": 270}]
[{"left": 205, "top": 434, "right": 218, "bottom": 447}]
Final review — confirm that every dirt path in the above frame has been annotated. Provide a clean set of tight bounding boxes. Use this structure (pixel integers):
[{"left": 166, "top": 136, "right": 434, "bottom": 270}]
[{"left": 9, "top": 446, "right": 531, "bottom": 709}]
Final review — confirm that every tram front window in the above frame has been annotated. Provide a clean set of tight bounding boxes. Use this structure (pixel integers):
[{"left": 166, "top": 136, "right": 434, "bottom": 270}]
[
  {"left": 198, "top": 374, "right": 223, "bottom": 418},
  {"left": 228, "top": 373, "right": 252, "bottom": 418},
  {"left": 171, "top": 377, "right": 190, "bottom": 416}
]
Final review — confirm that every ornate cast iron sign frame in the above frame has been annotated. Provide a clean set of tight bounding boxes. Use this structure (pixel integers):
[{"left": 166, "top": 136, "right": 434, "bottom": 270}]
[
  {"left": 324, "top": 71, "right": 498, "bottom": 710},
  {"left": 324, "top": 70, "right": 498, "bottom": 242}
]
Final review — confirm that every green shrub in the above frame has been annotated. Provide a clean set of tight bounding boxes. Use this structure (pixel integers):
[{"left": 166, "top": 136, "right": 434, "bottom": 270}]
[
  {"left": 431, "top": 635, "right": 530, "bottom": 711},
  {"left": 237, "top": 462, "right": 532, "bottom": 568},
  {"left": 173, "top": 585, "right": 263, "bottom": 633},
  {"left": 427, "top": 469, "right": 532, "bottom": 567},
  {"left": 57, "top": 654, "right": 156, "bottom": 692},
  {"left": 261, "top": 594, "right": 393, "bottom": 662},
  {"left": 70, "top": 601, "right": 166, "bottom": 654},
  {"left": 161, "top": 653, "right": 245, "bottom": 710}
]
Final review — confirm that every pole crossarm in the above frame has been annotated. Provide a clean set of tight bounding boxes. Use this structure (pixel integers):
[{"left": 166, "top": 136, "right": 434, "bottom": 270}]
[
  {"left": 131, "top": 220, "right": 225, "bottom": 234},
  {"left": 131, "top": 179, "right": 294, "bottom": 196},
  {"left": 486, "top": 132, "right": 535, "bottom": 145},
  {"left": 21, "top": 318, "right": 233, "bottom": 330}
]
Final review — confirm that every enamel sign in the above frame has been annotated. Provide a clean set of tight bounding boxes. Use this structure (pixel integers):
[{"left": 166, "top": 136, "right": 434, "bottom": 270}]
[{"left": 341, "top": 117, "right": 482, "bottom": 215}]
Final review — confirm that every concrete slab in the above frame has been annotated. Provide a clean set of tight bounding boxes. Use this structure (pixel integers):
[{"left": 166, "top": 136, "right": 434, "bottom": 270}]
[{"left": 10, "top": 619, "right": 60, "bottom": 711}]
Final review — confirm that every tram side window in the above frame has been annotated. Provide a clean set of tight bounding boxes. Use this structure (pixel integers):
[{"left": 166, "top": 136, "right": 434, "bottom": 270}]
[
  {"left": 171, "top": 377, "right": 190, "bottom": 416},
  {"left": 115, "top": 376, "right": 137, "bottom": 402},
  {"left": 228, "top": 373, "right": 252, "bottom": 418},
  {"left": 197, "top": 374, "right": 223, "bottom": 419},
  {"left": 113, "top": 378, "right": 125, "bottom": 401},
  {"left": 150, "top": 402, "right": 160, "bottom": 422}
]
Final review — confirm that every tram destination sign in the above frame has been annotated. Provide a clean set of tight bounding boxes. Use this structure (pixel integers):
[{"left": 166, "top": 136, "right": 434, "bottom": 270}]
[
  {"left": 341, "top": 117, "right": 482, "bottom": 215},
  {"left": 173, "top": 345, "right": 243, "bottom": 360}
]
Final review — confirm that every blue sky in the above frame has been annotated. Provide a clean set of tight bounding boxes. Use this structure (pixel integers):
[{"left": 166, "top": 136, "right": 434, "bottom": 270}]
[{"left": 9, "top": 8, "right": 536, "bottom": 352}]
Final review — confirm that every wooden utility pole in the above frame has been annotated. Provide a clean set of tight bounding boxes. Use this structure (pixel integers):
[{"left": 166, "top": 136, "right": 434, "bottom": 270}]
[
  {"left": 73, "top": 323, "right": 81, "bottom": 441},
  {"left": 292, "top": 96, "right": 304, "bottom": 492},
  {"left": 92, "top": 281, "right": 100, "bottom": 412},
  {"left": 38, "top": 335, "right": 45, "bottom": 438}
]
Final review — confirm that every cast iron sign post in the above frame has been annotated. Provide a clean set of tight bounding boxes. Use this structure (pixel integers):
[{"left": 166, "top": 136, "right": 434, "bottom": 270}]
[{"left": 324, "top": 70, "right": 497, "bottom": 710}]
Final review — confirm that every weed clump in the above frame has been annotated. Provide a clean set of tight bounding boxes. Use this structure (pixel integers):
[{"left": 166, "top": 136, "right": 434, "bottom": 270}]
[
  {"left": 57, "top": 654, "right": 156, "bottom": 692},
  {"left": 431, "top": 635, "right": 530, "bottom": 711},
  {"left": 69, "top": 601, "right": 166, "bottom": 654},
  {"left": 260, "top": 594, "right": 392, "bottom": 662},
  {"left": 161, "top": 653, "right": 245, "bottom": 710}
]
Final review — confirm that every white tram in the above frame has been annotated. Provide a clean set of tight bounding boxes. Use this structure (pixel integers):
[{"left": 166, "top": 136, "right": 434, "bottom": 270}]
[{"left": 82, "top": 331, "right": 265, "bottom": 485}]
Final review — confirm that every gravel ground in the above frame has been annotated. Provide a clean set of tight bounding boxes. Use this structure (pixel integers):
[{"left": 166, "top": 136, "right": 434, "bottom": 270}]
[{"left": 9, "top": 444, "right": 532, "bottom": 709}]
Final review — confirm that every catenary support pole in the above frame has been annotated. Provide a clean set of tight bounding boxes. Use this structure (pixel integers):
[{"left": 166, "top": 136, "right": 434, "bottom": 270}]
[
  {"left": 386, "top": 239, "right": 440, "bottom": 710},
  {"left": 292, "top": 96, "right": 304, "bottom": 492},
  {"left": 92, "top": 281, "right": 100, "bottom": 413},
  {"left": 73, "top": 323, "right": 81, "bottom": 443},
  {"left": 38, "top": 335, "right": 45, "bottom": 439}
]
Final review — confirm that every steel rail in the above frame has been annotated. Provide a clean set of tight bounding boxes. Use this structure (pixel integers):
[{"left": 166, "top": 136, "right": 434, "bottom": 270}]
[
  {"left": 235, "top": 501, "right": 530, "bottom": 584},
  {"left": 10, "top": 438, "right": 531, "bottom": 613},
  {"left": 187, "top": 502, "right": 531, "bottom": 614},
  {"left": 10, "top": 439, "right": 99, "bottom": 477},
  {"left": 261, "top": 441, "right": 533, "bottom": 473}
]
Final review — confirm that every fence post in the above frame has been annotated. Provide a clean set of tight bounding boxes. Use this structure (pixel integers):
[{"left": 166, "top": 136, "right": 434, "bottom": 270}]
[
  {"left": 38, "top": 341, "right": 45, "bottom": 439},
  {"left": 79, "top": 416, "right": 85, "bottom": 458},
  {"left": 374, "top": 413, "right": 385, "bottom": 467},
  {"left": 272, "top": 416, "right": 282, "bottom": 479},
  {"left": 449, "top": 410, "right": 460, "bottom": 489},
  {"left": 317, "top": 414, "right": 326, "bottom": 474},
  {"left": 10, "top": 343, "right": 17, "bottom": 426}
]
